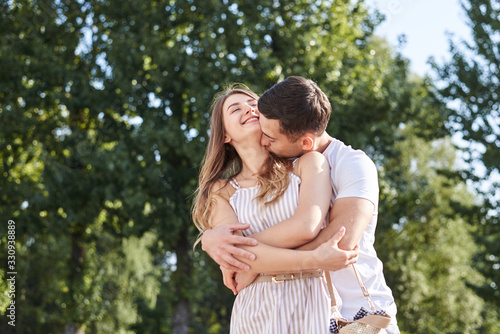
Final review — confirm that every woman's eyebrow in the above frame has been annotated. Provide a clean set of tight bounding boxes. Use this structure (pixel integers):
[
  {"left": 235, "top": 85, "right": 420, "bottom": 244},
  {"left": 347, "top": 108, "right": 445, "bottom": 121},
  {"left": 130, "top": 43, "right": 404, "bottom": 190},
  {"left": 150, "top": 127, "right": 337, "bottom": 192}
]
[{"left": 226, "top": 99, "right": 256, "bottom": 110}]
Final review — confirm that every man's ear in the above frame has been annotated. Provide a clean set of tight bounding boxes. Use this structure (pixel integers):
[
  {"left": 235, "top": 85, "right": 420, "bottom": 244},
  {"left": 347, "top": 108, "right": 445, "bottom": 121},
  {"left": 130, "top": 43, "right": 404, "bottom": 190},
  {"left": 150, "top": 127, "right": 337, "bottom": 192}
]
[{"left": 299, "top": 135, "right": 314, "bottom": 151}]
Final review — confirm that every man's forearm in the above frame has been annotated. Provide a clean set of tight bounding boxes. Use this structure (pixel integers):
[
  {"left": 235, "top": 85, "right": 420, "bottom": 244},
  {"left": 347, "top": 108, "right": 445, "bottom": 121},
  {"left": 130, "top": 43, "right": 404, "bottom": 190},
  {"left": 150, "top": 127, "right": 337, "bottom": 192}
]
[
  {"left": 298, "top": 220, "right": 360, "bottom": 251},
  {"left": 296, "top": 223, "right": 334, "bottom": 250},
  {"left": 297, "top": 197, "right": 373, "bottom": 251}
]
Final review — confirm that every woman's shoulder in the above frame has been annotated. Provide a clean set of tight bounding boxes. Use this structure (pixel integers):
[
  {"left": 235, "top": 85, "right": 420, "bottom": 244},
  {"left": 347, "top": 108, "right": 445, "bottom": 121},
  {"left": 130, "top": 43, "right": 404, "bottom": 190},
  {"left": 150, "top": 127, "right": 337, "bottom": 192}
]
[
  {"left": 299, "top": 150, "right": 326, "bottom": 161},
  {"left": 210, "top": 179, "right": 235, "bottom": 201},
  {"left": 294, "top": 151, "right": 328, "bottom": 172}
]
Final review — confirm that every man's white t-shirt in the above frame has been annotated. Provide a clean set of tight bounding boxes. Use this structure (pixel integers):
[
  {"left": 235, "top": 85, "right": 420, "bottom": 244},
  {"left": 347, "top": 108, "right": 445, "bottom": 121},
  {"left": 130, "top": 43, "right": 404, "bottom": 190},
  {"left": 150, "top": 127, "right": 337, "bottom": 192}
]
[{"left": 323, "top": 138, "right": 398, "bottom": 325}]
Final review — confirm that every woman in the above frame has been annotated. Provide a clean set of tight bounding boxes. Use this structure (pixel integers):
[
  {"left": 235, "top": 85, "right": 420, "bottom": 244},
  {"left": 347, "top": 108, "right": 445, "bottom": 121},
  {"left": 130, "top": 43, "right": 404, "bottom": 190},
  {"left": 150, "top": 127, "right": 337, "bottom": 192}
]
[{"left": 192, "top": 85, "right": 356, "bottom": 333}]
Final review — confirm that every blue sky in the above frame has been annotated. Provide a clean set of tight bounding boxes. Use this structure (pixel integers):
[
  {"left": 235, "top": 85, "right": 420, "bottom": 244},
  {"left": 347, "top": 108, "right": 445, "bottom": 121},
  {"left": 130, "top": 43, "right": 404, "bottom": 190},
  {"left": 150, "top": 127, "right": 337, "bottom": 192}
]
[{"left": 367, "top": 0, "right": 471, "bottom": 76}]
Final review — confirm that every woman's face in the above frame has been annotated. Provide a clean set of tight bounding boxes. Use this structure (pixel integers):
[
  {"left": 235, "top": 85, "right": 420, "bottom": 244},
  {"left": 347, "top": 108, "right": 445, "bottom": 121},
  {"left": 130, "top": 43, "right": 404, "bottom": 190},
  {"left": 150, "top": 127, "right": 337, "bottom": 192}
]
[{"left": 222, "top": 93, "right": 261, "bottom": 145}]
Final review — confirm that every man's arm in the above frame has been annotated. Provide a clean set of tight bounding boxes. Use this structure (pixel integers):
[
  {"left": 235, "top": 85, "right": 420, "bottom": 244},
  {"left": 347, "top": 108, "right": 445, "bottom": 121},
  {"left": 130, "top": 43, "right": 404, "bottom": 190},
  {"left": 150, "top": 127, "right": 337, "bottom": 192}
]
[
  {"left": 297, "top": 197, "right": 374, "bottom": 251},
  {"left": 234, "top": 226, "right": 358, "bottom": 292},
  {"left": 232, "top": 197, "right": 371, "bottom": 291},
  {"left": 202, "top": 223, "right": 258, "bottom": 271},
  {"left": 201, "top": 194, "right": 258, "bottom": 272},
  {"left": 204, "top": 194, "right": 358, "bottom": 293}
]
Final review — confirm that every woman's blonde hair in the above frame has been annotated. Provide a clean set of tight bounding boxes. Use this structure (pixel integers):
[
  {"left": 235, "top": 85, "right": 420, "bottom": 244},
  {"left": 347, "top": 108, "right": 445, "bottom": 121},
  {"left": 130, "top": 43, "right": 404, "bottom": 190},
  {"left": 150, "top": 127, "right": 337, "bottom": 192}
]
[{"left": 192, "top": 84, "right": 292, "bottom": 243}]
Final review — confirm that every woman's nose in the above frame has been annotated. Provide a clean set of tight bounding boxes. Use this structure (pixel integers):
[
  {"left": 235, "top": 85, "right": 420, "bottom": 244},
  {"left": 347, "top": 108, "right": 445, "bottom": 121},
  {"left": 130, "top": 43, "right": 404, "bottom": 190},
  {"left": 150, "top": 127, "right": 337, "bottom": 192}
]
[{"left": 246, "top": 104, "right": 258, "bottom": 115}]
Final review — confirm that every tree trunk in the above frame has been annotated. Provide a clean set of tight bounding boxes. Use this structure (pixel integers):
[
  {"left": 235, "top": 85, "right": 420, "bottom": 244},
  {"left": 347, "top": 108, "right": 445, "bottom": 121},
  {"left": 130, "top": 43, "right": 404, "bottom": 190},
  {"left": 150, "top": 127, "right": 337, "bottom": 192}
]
[
  {"left": 172, "top": 227, "right": 191, "bottom": 334},
  {"left": 65, "top": 323, "right": 85, "bottom": 334},
  {"left": 172, "top": 298, "right": 189, "bottom": 334},
  {"left": 66, "top": 230, "right": 85, "bottom": 333}
]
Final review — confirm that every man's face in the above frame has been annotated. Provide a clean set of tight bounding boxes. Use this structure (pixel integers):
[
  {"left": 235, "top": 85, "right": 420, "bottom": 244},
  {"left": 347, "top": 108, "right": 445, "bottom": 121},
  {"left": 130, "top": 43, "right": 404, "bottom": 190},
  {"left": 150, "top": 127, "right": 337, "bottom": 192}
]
[{"left": 259, "top": 114, "right": 304, "bottom": 158}]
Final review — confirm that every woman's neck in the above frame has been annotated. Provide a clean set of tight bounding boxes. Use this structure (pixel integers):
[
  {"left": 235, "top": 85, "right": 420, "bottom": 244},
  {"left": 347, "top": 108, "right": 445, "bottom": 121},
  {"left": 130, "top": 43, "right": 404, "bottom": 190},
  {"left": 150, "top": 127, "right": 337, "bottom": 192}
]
[{"left": 234, "top": 142, "right": 268, "bottom": 179}]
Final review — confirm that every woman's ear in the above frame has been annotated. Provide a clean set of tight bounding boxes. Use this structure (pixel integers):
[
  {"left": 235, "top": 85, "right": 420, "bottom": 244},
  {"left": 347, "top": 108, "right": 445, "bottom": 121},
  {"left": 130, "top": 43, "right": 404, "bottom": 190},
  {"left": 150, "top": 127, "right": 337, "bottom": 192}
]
[
  {"left": 299, "top": 135, "right": 314, "bottom": 151},
  {"left": 224, "top": 135, "right": 231, "bottom": 143}
]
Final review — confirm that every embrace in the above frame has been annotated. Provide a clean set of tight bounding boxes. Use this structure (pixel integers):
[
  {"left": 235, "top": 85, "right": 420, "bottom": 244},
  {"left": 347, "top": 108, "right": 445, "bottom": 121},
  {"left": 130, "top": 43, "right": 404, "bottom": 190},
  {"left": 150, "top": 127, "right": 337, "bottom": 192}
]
[{"left": 193, "top": 76, "right": 400, "bottom": 334}]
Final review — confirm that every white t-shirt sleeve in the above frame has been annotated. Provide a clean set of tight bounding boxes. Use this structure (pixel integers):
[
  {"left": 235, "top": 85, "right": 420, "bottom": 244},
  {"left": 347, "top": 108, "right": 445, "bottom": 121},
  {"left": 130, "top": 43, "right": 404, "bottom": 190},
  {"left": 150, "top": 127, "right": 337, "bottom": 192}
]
[{"left": 334, "top": 151, "right": 379, "bottom": 207}]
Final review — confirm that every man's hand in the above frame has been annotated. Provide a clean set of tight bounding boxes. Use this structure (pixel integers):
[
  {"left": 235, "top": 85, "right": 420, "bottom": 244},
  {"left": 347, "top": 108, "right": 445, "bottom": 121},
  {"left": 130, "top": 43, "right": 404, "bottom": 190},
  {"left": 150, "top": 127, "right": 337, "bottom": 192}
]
[
  {"left": 201, "top": 222, "right": 258, "bottom": 272},
  {"left": 310, "top": 226, "right": 359, "bottom": 271}
]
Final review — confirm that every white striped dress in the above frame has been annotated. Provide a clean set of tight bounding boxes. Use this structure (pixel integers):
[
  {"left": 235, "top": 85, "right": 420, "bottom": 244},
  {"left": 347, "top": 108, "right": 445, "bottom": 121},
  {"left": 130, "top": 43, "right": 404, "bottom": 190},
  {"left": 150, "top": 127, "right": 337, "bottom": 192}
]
[{"left": 229, "top": 173, "right": 331, "bottom": 334}]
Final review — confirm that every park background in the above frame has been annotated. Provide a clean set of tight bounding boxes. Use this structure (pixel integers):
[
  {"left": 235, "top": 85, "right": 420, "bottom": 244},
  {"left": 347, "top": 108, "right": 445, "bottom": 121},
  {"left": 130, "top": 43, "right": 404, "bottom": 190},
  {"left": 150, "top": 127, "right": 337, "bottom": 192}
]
[{"left": 1, "top": 0, "right": 499, "bottom": 333}]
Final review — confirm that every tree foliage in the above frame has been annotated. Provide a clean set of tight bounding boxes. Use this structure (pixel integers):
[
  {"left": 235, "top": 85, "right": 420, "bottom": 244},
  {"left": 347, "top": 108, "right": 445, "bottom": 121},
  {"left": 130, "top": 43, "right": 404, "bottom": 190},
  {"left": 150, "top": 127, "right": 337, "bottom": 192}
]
[
  {"left": 0, "top": 0, "right": 498, "bottom": 333},
  {"left": 433, "top": 0, "right": 500, "bottom": 317},
  {"left": 434, "top": 0, "right": 500, "bottom": 177},
  {"left": 378, "top": 135, "right": 497, "bottom": 333}
]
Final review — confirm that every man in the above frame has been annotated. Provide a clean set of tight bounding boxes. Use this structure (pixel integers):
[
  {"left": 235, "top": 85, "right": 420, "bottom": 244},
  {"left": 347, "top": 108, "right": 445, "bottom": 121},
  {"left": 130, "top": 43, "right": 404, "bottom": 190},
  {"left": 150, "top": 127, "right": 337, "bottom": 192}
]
[{"left": 202, "top": 76, "right": 399, "bottom": 333}]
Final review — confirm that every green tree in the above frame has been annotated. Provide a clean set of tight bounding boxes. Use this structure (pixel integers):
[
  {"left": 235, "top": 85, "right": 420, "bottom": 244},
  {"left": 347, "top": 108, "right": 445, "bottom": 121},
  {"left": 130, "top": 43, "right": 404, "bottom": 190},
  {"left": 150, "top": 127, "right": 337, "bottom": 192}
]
[
  {"left": 0, "top": 0, "right": 162, "bottom": 333},
  {"left": 89, "top": 0, "right": 386, "bottom": 332},
  {"left": 432, "top": 0, "right": 500, "bottom": 316},
  {"left": 2, "top": 0, "right": 497, "bottom": 333},
  {"left": 378, "top": 133, "right": 498, "bottom": 333}
]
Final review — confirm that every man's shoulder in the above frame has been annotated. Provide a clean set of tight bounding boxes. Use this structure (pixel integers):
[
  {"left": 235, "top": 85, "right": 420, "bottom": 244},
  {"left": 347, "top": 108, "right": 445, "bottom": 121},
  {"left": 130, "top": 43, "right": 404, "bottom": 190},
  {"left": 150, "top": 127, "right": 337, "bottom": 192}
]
[{"left": 324, "top": 138, "right": 373, "bottom": 165}]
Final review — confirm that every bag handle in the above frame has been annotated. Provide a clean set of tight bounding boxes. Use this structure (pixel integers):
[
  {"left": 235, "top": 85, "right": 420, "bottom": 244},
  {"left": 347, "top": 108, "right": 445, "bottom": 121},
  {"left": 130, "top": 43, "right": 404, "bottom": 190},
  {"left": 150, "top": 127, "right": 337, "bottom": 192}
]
[
  {"left": 351, "top": 264, "right": 378, "bottom": 311},
  {"left": 326, "top": 264, "right": 392, "bottom": 329},
  {"left": 325, "top": 268, "right": 337, "bottom": 307},
  {"left": 325, "top": 264, "right": 376, "bottom": 311}
]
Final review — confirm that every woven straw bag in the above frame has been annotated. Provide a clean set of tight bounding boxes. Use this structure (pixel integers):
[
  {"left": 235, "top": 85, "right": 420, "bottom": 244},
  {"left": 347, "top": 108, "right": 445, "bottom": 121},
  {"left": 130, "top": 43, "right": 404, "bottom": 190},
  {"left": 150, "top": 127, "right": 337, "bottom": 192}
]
[{"left": 326, "top": 265, "right": 391, "bottom": 334}]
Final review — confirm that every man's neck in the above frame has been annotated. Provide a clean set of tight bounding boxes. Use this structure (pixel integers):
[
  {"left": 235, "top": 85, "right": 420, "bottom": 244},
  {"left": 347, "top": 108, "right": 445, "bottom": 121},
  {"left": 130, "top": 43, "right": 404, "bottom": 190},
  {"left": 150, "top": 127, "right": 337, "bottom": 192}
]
[{"left": 313, "top": 132, "right": 334, "bottom": 153}]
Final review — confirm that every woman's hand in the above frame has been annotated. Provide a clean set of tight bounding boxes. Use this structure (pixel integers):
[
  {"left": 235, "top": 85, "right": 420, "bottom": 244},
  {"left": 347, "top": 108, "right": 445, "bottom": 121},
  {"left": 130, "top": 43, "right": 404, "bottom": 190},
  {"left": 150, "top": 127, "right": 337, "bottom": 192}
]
[
  {"left": 235, "top": 270, "right": 258, "bottom": 293},
  {"left": 311, "top": 226, "right": 359, "bottom": 271},
  {"left": 221, "top": 267, "right": 238, "bottom": 295}
]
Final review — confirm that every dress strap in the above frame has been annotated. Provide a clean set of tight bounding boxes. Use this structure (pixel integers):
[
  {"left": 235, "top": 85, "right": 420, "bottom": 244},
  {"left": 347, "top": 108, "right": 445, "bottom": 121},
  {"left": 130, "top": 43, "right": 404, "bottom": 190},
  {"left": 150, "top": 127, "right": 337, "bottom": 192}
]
[
  {"left": 292, "top": 158, "right": 299, "bottom": 168},
  {"left": 229, "top": 178, "right": 240, "bottom": 189}
]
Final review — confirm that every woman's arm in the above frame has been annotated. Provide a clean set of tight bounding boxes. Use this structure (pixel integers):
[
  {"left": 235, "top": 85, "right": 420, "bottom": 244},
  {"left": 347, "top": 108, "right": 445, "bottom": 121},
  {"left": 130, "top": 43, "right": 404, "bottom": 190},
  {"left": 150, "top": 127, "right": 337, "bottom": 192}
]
[
  {"left": 202, "top": 152, "right": 331, "bottom": 271},
  {"left": 209, "top": 193, "right": 357, "bottom": 293},
  {"left": 233, "top": 226, "right": 358, "bottom": 293},
  {"left": 249, "top": 151, "right": 332, "bottom": 248}
]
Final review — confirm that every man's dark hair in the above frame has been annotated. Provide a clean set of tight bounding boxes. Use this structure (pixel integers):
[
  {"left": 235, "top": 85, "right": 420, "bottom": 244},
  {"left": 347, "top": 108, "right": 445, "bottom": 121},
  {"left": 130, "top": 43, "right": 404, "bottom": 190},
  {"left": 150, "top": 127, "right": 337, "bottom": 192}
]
[{"left": 258, "top": 76, "right": 332, "bottom": 141}]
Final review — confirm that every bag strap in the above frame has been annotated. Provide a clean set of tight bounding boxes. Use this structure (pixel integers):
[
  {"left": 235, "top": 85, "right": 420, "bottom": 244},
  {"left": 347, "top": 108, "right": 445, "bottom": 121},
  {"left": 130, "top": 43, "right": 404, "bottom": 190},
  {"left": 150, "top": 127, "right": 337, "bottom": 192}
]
[
  {"left": 325, "top": 269, "right": 337, "bottom": 307},
  {"left": 325, "top": 264, "right": 377, "bottom": 311},
  {"left": 351, "top": 264, "right": 378, "bottom": 311},
  {"left": 325, "top": 265, "right": 392, "bottom": 329}
]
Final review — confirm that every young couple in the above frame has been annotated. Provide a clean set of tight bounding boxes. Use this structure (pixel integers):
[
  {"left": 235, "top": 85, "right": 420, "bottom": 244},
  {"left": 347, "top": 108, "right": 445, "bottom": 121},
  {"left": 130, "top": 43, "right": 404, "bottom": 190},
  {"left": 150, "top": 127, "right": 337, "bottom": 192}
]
[{"left": 193, "top": 76, "right": 400, "bottom": 333}]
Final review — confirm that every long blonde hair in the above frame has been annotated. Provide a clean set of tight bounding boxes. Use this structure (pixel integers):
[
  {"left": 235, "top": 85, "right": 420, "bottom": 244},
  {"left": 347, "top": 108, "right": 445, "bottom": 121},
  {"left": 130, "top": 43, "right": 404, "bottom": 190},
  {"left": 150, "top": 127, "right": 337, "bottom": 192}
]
[{"left": 192, "top": 85, "right": 292, "bottom": 241}]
